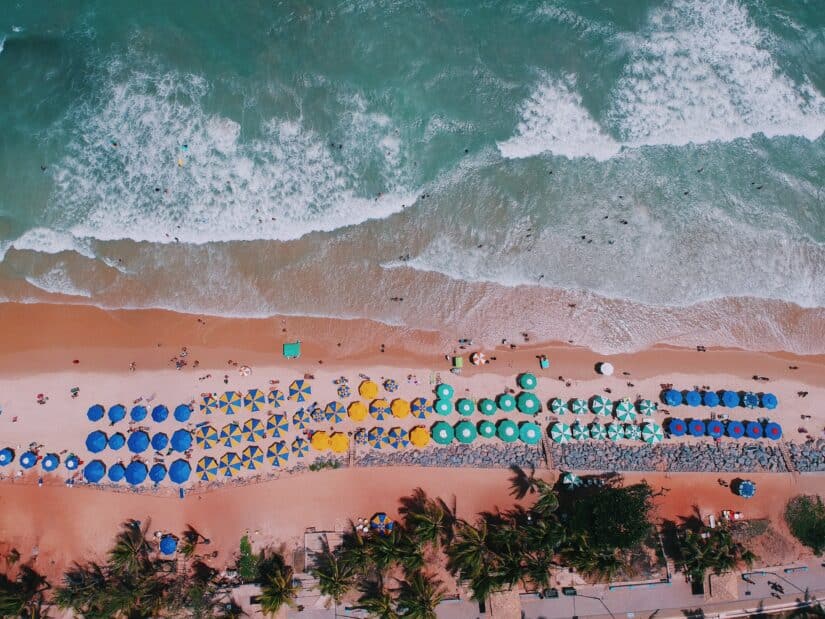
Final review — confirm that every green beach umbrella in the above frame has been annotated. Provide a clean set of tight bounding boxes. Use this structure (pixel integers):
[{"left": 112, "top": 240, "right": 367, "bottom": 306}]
[
  {"left": 478, "top": 398, "right": 497, "bottom": 415},
  {"left": 518, "top": 373, "right": 538, "bottom": 390},
  {"left": 589, "top": 422, "right": 607, "bottom": 440},
  {"left": 638, "top": 399, "right": 657, "bottom": 416},
  {"left": 550, "top": 398, "right": 568, "bottom": 415},
  {"left": 455, "top": 421, "right": 477, "bottom": 444},
  {"left": 432, "top": 421, "right": 454, "bottom": 445},
  {"left": 436, "top": 384, "right": 454, "bottom": 400},
  {"left": 591, "top": 395, "right": 613, "bottom": 417},
  {"left": 478, "top": 420, "right": 496, "bottom": 438},
  {"left": 497, "top": 419, "right": 519, "bottom": 443},
  {"left": 624, "top": 424, "right": 642, "bottom": 441},
  {"left": 562, "top": 472, "right": 582, "bottom": 488},
  {"left": 615, "top": 400, "right": 637, "bottom": 422},
  {"left": 456, "top": 398, "right": 475, "bottom": 416},
  {"left": 498, "top": 393, "right": 516, "bottom": 412},
  {"left": 571, "top": 422, "right": 590, "bottom": 440},
  {"left": 434, "top": 399, "right": 452, "bottom": 416},
  {"left": 550, "top": 422, "right": 572, "bottom": 443},
  {"left": 517, "top": 392, "right": 541, "bottom": 415},
  {"left": 642, "top": 422, "right": 664, "bottom": 444},
  {"left": 606, "top": 422, "right": 624, "bottom": 442},
  {"left": 519, "top": 422, "right": 542, "bottom": 445},
  {"left": 570, "top": 398, "right": 588, "bottom": 415}
]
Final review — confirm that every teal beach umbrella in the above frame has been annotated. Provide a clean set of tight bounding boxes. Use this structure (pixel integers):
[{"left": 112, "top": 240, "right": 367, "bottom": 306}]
[{"left": 497, "top": 419, "right": 519, "bottom": 443}]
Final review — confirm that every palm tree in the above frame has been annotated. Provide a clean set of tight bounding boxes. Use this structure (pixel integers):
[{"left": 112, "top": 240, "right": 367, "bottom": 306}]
[
  {"left": 398, "top": 488, "right": 457, "bottom": 548},
  {"left": 561, "top": 532, "right": 623, "bottom": 582},
  {"left": 446, "top": 521, "right": 488, "bottom": 582},
  {"left": 310, "top": 539, "right": 356, "bottom": 609},
  {"left": 108, "top": 519, "right": 152, "bottom": 577},
  {"left": 53, "top": 562, "right": 109, "bottom": 616},
  {"left": 0, "top": 565, "right": 49, "bottom": 618},
  {"left": 395, "top": 572, "right": 445, "bottom": 619},
  {"left": 677, "top": 527, "right": 755, "bottom": 583},
  {"left": 531, "top": 480, "right": 559, "bottom": 516},
  {"left": 258, "top": 564, "right": 299, "bottom": 616},
  {"left": 367, "top": 530, "right": 424, "bottom": 575},
  {"left": 338, "top": 525, "right": 373, "bottom": 576},
  {"left": 508, "top": 465, "right": 541, "bottom": 499},
  {"left": 354, "top": 579, "right": 398, "bottom": 619}
]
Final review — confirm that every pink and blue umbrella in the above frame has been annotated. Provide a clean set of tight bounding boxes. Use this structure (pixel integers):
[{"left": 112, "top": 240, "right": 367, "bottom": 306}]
[
  {"left": 764, "top": 422, "right": 782, "bottom": 440},
  {"left": 688, "top": 420, "right": 706, "bottom": 437},
  {"left": 745, "top": 421, "right": 762, "bottom": 439},
  {"left": 706, "top": 420, "right": 724, "bottom": 439},
  {"left": 668, "top": 418, "right": 687, "bottom": 437},
  {"left": 726, "top": 420, "right": 745, "bottom": 439}
]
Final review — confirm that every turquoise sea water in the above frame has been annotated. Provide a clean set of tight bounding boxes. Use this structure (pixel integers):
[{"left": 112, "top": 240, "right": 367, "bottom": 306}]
[{"left": 0, "top": 1, "right": 823, "bottom": 352}]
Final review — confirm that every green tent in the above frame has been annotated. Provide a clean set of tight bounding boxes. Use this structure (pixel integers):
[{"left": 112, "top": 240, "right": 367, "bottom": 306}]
[
  {"left": 550, "top": 398, "right": 568, "bottom": 415},
  {"left": 519, "top": 422, "right": 541, "bottom": 445},
  {"left": 589, "top": 422, "right": 607, "bottom": 440},
  {"left": 478, "top": 398, "right": 497, "bottom": 415},
  {"left": 282, "top": 341, "right": 301, "bottom": 359},
  {"left": 456, "top": 398, "right": 475, "bottom": 416},
  {"left": 615, "top": 399, "right": 637, "bottom": 422},
  {"left": 431, "top": 422, "right": 454, "bottom": 445},
  {"left": 436, "top": 384, "right": 454, "bottom": 400},
  {"left": 624, "top": 424, "right": 642, "bottom": 441},
  {"left": 550, "top": 422, "right": 572, "bottom": 444},
  {"left": 478, "top": 420, "right": 496, "bottom": 438},
  {"left": 497, "top": 419, "right": 519, "bottom": 443},
  {"left": 590, "top": 395, "right": 613, "bottom": 417},
  {"left": 641, "top": 422, "right": 664, "bottom": 444},
  {"left": 516, "top": 392, "right": 541, "bottom": 415},
  {"left": 518, "top": 373, "right": 538, "bottom": 390},
  {"left": 571, "top": 422, "right": 590, "bottom": 440},
  {"left": 454, "top": 421, "right": 477, "bottom": 444},
  {"left": 606, "top": 422, "right": 624, "bottom": 441},
  {"left": 637, "top": 399, "right": 657, "bottom": 416},
  {"left": 434, "top": 399, "right": 452, "bottom": 416},
  {"left": 570, "top": 398, "right": 588, "bottom": 415},
  {"left": 498, "top": 393, "right": 516, "bottom": 412}
]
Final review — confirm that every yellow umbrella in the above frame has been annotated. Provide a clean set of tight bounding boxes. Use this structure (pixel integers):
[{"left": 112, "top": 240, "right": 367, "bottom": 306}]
[
  {"left": 330, "top": 432, "right": 349, "bottom": 453},
  {"left": 410, "top": 426, "right": 430, "bottom": 448},
  {"left": 348, "top": 401, "right": 368, "bottom": 422},
  {"left": 391, "top": 399, "right": 411, "bottom": 419},
  {"left": 311, "top": 431, "right": 330, "bottom": 451},
  {"left": 358, "top": 380, "right": 379, "bottom": 400}
]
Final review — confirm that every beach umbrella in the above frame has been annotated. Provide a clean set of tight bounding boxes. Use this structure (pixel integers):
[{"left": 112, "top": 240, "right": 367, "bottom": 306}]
[
  {"left": 562, "top": 472, "right": 582, "bottom": 488},
  {"left": 65, "top": 455, "right": 79, "bottom": 470},
  {"left": 518, "top": 373, "right": 538, "bottom": 390},
  {"left": 478, "top": 398, "right": 497, "bottom": 415},
  {"left": 292, "top": 409, "right": 310, "bottom": 430},
  {"left": 309, "top": 403, "right": 325, "bottom": 424},
  {"left": 519, "top": 422, "right": 541, "bottom": 445},
  {"left": 337, "top": 384, "right": 351, "bottom": 399},
  {"left": 151, "top": 405, "right": 169, "bottom": 422},
  {"left": 218, "top": 391, "right": 243, "bottom": 415},
  {"left": 706, "top": 420, "right": 724, "bottom": 439},
  {"left": 435, "top": 383, "right": 454, "bottom": 400},
  {"left": 550, "top": 422, "right": 572, "bottom": 444},
  {"left": 410, "top": 426, "right": 430, "bottom": 447},
  {"left": 743, "top": 392, "right": 759, "bottom": 409},
  {"left": 703, "top": 391, "right": 720, "bottom": 408},
  {"left": 722, "top": 390, "right": 740, "bottom": 408},
  {"left": 456, "top": 398, "right": 475, "bottom": 416},
  {"left": 637, "top": 400, "right": 657, "bottom": 416},
  {"left": 173, "top": 404, "right": 192, "bottom": 423},
  {"left": 737, "top": 479, "right": 756, "bottom": 499},
  {"left": 348, "top": 401, "right": 368, "bottom": 422},
  {"left": 434, "top": 399, "right": 452, "bottom": 416},
  {"left": 266, "top": 413, "right": 289, "bottom": 438},
  {"left": 668, "top": 418, "right": 687, "bottom": 437},
  {"left": 83, "top": 460, "right": 106, "bottom": 483},
  {"left": 151, "top": 432, "right": 169, "bottom": 451},
  {"left": 87, "top": 404, "right": 105, "bottom": 422},
  {"left": 359, "top": 380, "right": 379, "bottom": 400},
  {"left": 108, "top": 432, "right": 126, "bottom": 451},
  {"left": 86, "top": 430, "right": 108, "bottom": 453},
  {"left": 606, "top": 422, "right": 624, "bottom": 441},
  {"left": 726, "top": 420, "right": 745, "bottom": 439},
  {"left": 497, "top": 419, "right": 519, "bottom": 443},
  {"left": 325, "top": 401, "right": 347, "bottom": 423},
  {"left": 244, "top": 389, "right": 267, "bottom": 412},
  {"left": 41, "top": 453, "right": 59, "bottom": 472},
  {"left": 391, "top": 399, "right": 411, "bottom": 419},
  {"left": 196, "top": 457, "right": 218, "bottom": 481},
  {"left": 745, "top": 421, "right": 763, "bottom": 439},
  {"left": 354, "top": 428, "right": 367, "bottom": 445},
  {"left": 688, "top": 420, "right": 706, "bottom": 437},
  {"left": 267, "top": 389, "right": 284, "bottom": 408},
  {"left": 241, "top": 418, "right": 265, "bottom": 442},
  {"left": 388, "top": 427, "right": 410, "bottom": 449},
  {"left": 160, "top": 535, "right": 178, "bottom": 555},
  {"left": 108, "top": 404, "right": 126, "bottom": 424},
  {"left": 454, "top": 421, "right": 477, "bottom": 444},
  {"left": 570, "top": 398, "right": 589, "bottom": 415},
  {"left": 289, "top": 379, "right": 311, "bottom": 402},
  {"left": 311, "top": 431, "right": 330, "bottom": 451},
  {"left": 624, "top": 424, "right": 642, "bottom": 441},
  {"left": 194, "top": 424, "right": 218, "bottom": 449},
  {"left": 761, "top": 393, "right": 778, "bottom": 410},
  {"left": 330, "top": 432, "right": 349, "bottom": 453},
  {"left": 20, "top": 451, "right": 37, "bottom": 469},
  {"left": 241, "top": 445, "right": 265, "bottom": 469},
  {"left": 219, "top": 452, "right": 242, "bottom": 476},
  {"left": 128, "top": 431, "right": 150, "bottom": 453},
  {"left": 517, "top": 392, "right": 541, "bottom": 415},
  {"left": 615, "top": 400, "right": 637, "bottom": 422},
  {"left": 149, "top": 463, "right": 167, "bottom": 483},
  {"left": 550, "top": 398, "right": 568, "bottom": 415},
  {"left": 169, "top": 459, "right": 191, "bottom": 484},
  {"left": 411, "top": 398, "right": 432, "bottom": 418},
  {"left": 220, "top": 423, "right": 242, "bottom": 447},
  {"left": 108, "top": 463, "right": 125, "bottom": 482},
  {"left": 370, "top": 513, "right": 394, "bottom": 535},
  {"left": 498, "top": 393, "right": 516, "bottom": 412},
  {"left": 431, "top": 422, "right": 454, "bottom": 445},
  {"left": 368, "top": 427, "right": 390, "bottom": 449},
  {"left": 571, "top": 422, "right": 590, "bottom": 441},
  {"left": 764, "top": 422, "right": 782, "bottom": 440},
  {"left": 370, "top": 399, "right": 391, "bottom": 421},
  {"left": 125, "top": 461, "right": 148, "bottom": 485},
  {"left": 641, "top": 423, "right": 664, "bottom": 444},
  {"left": 266, "top": 442, "right": 289, "bottom": 467},
  {"left": 685, "top": 390, "right": 702, "bottom": 407},
  {"left": 478, "top": 420, "right": 496, "bottom": 439},
  {"left": 590, "top": 422, "right": 607, "bottom": 440},
  {"left": 0, "top": 448, "right": 13, "bottom": 466},
  {"left": 199, "top": 395, "right": 216, "bottom": 415},
  {"left": 599, "top": 362, "right": 614, "bottom": 376},
  {"left": 590, "top": 395, "right": 613, "bottom": 417},
  {"left": 171, "top": 429, "right": 192, "bottom": 452},
  {"left": 663, "top": 389, "right": 682, "bottom": 407},
  {"left": 130, "top": 405, "right": 148, "bottom": 421},
  {"left": 383, "top": 378, "right": 399, "bottom": 393}
]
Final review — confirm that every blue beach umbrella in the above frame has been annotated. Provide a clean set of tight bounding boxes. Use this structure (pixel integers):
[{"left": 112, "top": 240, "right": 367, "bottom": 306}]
[
  {"left": 200, "top": 395, "right": 217, "bottom": 415},
  {"left": 244, "top": 389, "right": 267, "bottom": 412},
  {"left": 160, "top": 535, "right": 178, "bottom": 555},
  {"left": 368, "top": 427, "right": 391, "bottom": 449},
  {"left": 761, "top": 393, "right": 778, "bottom": 410},
  {"left": 291, "top": 409, "right": 310, "bottom": 430},
  {"left": 108, "top": 404, "right": 126, "bottom": 423},
  {"left": 267, "top": 389, "right": 285, "bottom": 408},
  {"left": 288, "top": 379, "right": 311, "bottom": 402},
  {"left": 241, "top": 418, "right": 265, "bottom": 442},
  {"left": 65, "top": 454, "right": 79, "bottom": 470},
  {"left": 0, "top": 448, "right": 13, "bottom": 466},
  {"left": 20, "top": 451, "right": 37, "bottom": 469},
  {"left": 706, "top": 420, "right": 724, "bottom": 439},
  {"left": 171, "top": 429, "right": 192, "bottom": 452},
  {"left": 722, "top": 391, "right": 740, "bottom": 408},
  {"left": 85, "top": 430, "right": 108, "bottom": 453},
  {"left": 83, "top": 460, "right": 106, "bottom": 482},
  {"left": 152, "top": 405, "right": 169, "bottom": 422},
  {"left": 703, "top": 391, "right": 720, "bottom": 407},
  {"left": 291, "top": 438, "right": 309, "bottom": 457},
  {"left": 41, "top": 453, "right": 59, "bottom": 472},
  {"left": 737, "top": 480, "right": 756, "bottom": 499},
  {"left": 108, "top": 462, "right": 126, "bottom": 482},
  {"left": 727, "top": 420, "right": 745, "bottom": 439},
  {"left": 219, "top": 452, "right": 242, "bottom": 477},
  {"left": 743, "top": 392, "right": 759, "bottom": 409},
  {"left": 664, "top": 389, "right": 682, "bottom": 406},
  {"left": 126, "top": 461, "right": 148, "bottom": 485},
  {"left": 87, "top": 404, "right": 104, "bottom": 422},
  {"left": 266, "top": 413, "right": 289, "bottom": 438},
  {"left": 685, "top": 390, "right": 701, "bottom": 407},
  {"left": 764, "top": 422, "right": 782, "bottom": 441},
  {"left": 174, "top": 404, "right": 192, "bottom": 422},
  {"left": 108, "top": 433, "right": 126, "bottom": 450},
  {"left": 151, "top": 433, "right": 169, "bottom": 451},
  {"left": 688, "top": 420, "right": 706, "bottom": 437},
  {"left": 196, "top": 456, "right": 218, "bottom": 481},
  {"left": 130, "top": 405, "right": 148, "bottom": 421},
  {"left": 266, "top": 442, "right": 289, "bottom": 467},
  {"left": 219, "top": 391, "right": 244, "bottom": 414},
  {"left": 169, "top": 459, "right": 191, "bottom": 484},
  {"left": 324, "top": 401, "right": 347, "bottom": 424},
  {"left": 411, "top": 398, "right": 433, "bottom": 418},
  {"left": 195, "top": 425, "right": 219, "bottom": 449},
  {"left": 745, "top": 421, "right": 762, "bottom": 439},
  {"left": 149, "top": 463, "right": 167, "bottom": 483},
  {"left": 128, "top": 430, "right": 150, "bottom": 453},
  {"left": 668, "top": 418, "right": 687, "bottom": 437}
]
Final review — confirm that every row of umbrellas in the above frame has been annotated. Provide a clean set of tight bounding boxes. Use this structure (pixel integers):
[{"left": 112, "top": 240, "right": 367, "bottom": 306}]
[
  {"left": 193, "top": 416, "right": 289, "bottom": 448},
  {"left": 83, "top": 458, "right": 192, "bottom": 485},
  {"left": 196, "top": 443, "right": 290, "bottom": 480},
  {"left": 550, "top": 397, "right": 657, "bottom": 418},
  {"left": 431, "top": 420, "right": 542, "bottom": 445},
  {"left": 87, "top": 404, "right": 192, "bottom": 423},
  {"left": 357, "top": 379, "right": 399, "bottom": 399},
  {"left": 0, "top": 449, "right": 80, "bottom": 472},
  {"left": 199, "top": 381, "right": 313, "bottom": 415},
  {"left": 86, "top": 429, "right": 192, "bottom": 454},
  {"left": 668, "top": 418, "right": 783, "bottom": 440},
  {"left": 663, "top": 390, "right": 777, "bottom": 410},
  {"left": 433, "top": 389, "right": 542, "bottom": 416},
  {"left": 550, "top": 421, "right": 665, "bottom": 444}
]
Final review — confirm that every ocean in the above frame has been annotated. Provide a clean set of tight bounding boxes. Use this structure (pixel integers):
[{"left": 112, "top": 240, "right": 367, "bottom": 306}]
[{"left": 0, "top": 0, "right": 823, "bottom": 353}]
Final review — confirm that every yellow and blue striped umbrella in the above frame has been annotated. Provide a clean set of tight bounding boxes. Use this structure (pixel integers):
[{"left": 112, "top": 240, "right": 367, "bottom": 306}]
[
  {"left": 218, "top": 452, "right": 242, "bottom": 476},
  {"left": 266, "top": 441, "right": 289, "bottom": 467},
  {"left": 218, "top": 391, "right": 243, "bottom": 415},
  {"left": 387, "top": 427, "right": 410, "bottom": 449},
  {"left": 368, "top": 427, "right": 389, "bottom": 449},
  {"left": 195, "top": 425, "right": 219, "bottom": 449},
  {"left": 411, "top": 398, "right": 432, "bottom": 419},
  {"left": 244, "top": 389, "right": 267, "bottom": 412},
  {"left": 266, "top": 413, "right": 288, "bottom": 438},
  {"left": 200, "top": 394, "right": 217, "bottom": 415},
  {"left": 196, "top": 456, "right": 218, "bottom": 481},
  {"left": 370, "top": 399, "right": 391, "bottom": 421},
  {"left": 291, "top": 437, "right": 309, "bottom": 457},
  {"left": 241, "top": 445, "right": 264, "bottom": 470},
  {"left": 292, "top": 409, "right": 310, "bottom": 430},
  {"left": 268, "top": 389, "right": 284, "bottom": 408},
  {"left": 242, "top": 418, "right": 266, "bottom": 442},
  {"left": 220, "top": 423, "right": 242, "bottom": 447},
  {"left": 289, "top": 379, "right": 311, "bottom": 402},
  {"left": 324, "top": 401, "right": 347, "bottom": 424}
]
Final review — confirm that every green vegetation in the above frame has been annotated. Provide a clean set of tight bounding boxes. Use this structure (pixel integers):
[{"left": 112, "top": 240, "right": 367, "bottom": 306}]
[
  {"left": 237, "top": 535, "right": 257, "bottom": 581},
  {"left": 309, "top": 459, "right": 342, "bottom": 472},
  {"left": 675, "top": 526, "right": 756, "bottom": 583},
  {"left": 785, "top": 495, "right": 825, "bottom": 555}
]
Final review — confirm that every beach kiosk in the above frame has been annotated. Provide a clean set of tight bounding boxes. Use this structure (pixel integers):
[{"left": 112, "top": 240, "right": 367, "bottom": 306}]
[{"left": 282, "top": 341, "right": 301, "bottom": 359}]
